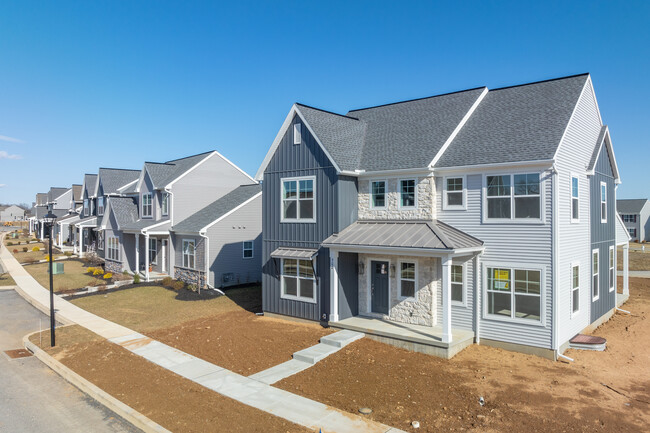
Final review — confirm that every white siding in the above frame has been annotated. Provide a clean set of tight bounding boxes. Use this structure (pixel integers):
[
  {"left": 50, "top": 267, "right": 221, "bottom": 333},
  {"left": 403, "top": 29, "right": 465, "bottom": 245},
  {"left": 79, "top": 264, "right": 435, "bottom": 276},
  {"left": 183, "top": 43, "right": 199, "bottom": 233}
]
[
  {"left": 555, "top": 80, "right": 600, "bottom": 346},
  {"left": 205, "top": 195, "right": 262, "bottom": 288}
]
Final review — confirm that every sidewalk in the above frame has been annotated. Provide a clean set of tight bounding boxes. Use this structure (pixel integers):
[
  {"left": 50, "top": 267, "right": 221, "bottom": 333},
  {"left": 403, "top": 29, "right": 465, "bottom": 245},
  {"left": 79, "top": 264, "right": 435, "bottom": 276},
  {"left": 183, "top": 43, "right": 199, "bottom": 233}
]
[
  {"left": 0, "top": 235, "right": 404, "bottom": 433},
  {"left": 618, "top": 270, "right": 650, "bottom": 278}
]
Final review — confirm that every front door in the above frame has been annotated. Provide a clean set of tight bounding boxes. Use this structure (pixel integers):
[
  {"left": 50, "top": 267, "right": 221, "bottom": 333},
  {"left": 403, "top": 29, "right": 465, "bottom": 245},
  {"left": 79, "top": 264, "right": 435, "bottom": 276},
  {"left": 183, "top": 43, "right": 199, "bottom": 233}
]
[{"left": 371, "top": 261, "right": 389, "bottom": 314}]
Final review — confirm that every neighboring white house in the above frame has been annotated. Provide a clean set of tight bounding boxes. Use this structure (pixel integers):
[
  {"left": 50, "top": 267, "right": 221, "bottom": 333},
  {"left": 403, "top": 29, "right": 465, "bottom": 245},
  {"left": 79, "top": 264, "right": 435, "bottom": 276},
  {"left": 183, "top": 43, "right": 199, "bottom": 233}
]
[
  {"left": 0, "top": 205, "right": 25, "bottom": 221},
  {"left": 617, "top": 199, "right": 650, "bottom": 242}
]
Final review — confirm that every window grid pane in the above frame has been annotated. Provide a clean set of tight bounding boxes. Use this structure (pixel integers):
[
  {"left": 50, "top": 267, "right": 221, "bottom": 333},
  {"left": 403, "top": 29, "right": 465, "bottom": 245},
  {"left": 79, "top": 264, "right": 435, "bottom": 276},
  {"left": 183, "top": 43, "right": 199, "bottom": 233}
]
[{"left": 400, "top": 180, "right": 416, "bottom": 207}]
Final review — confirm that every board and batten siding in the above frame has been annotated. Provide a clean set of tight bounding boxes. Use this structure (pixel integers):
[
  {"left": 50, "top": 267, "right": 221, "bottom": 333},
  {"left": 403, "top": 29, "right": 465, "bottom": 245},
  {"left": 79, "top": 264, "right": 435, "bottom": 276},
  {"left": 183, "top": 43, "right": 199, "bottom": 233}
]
[
  {"left": 205, "top": 195, "right": 262, "bottom": 288},
  {"left": 555, "top": 80, "right": 600, "bottom": 346},
  {"left": 436, "top": 170, "right": 554, "bottom": 349},
  {"left": 590, "top": 143, "right": 616, "bottom": 322},
  {"left": 262, "top": 114, "right": 341, "bottom": 322}
]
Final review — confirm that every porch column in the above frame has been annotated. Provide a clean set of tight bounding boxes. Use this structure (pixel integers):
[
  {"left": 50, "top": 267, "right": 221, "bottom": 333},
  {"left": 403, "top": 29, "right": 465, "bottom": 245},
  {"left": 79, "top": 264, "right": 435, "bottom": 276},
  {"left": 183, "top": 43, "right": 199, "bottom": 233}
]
[
  {"left": 78, "top": 227, "right": 84, "bottom": 258},
  {"left": 623, "top": 243, "right": 629, "bottom": 296},
  {"left": 40, "top": 221, "right": 44, "bottom": 240},
  {"left": 473, "top": 254, "right": 481, "bottom": 344},
  {"left": 135, "top": 234, "right": 140, "bottom": 275},
  {"left": 329, "top": 250, "right": 339, "bottom": 322},
  {"left": 144, "top": 233, "right": 150, "bottom": 282},
  {"left": 441, "top": 255, "right": 452, "bottom": 344}
]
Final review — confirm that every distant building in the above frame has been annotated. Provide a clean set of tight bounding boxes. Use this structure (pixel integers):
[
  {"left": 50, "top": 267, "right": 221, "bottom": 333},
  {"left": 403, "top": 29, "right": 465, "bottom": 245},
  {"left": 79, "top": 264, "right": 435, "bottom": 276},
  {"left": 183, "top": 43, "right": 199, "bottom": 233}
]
[
  {"left": 0, "top": 205, "right": 26, "bottom": 221},
  {"left": 617, "top": 199, "right": 650, "bottom": 242}
]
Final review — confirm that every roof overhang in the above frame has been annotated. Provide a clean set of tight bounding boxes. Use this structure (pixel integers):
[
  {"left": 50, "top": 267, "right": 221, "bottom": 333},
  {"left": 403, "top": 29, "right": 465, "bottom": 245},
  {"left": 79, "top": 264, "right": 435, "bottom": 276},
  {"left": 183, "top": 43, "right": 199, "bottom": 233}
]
[
  {"left": 326, "top": 244, "right": 484, "bottom": 257},
  {"left": 270, "top": 247, "right": 319, "bottom": 260}
]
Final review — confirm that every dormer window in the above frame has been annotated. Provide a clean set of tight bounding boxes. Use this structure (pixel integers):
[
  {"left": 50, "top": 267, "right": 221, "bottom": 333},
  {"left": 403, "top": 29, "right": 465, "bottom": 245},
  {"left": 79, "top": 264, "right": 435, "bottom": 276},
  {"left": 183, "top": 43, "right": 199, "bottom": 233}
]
[
  {"left": 142, "top": 193, "right": 152, "bottom": 218},
  {"left": 97, "top": 197, "right": 104, "bottom": 216},
  {"left": 293, "top": 123, "right": 302, "bottom": 145},
  {"left": 83, "top": 199, "right": 89, "bottom": 216},
  {"left": 162, "top": 193, "right": 169, "bottom": 216}
]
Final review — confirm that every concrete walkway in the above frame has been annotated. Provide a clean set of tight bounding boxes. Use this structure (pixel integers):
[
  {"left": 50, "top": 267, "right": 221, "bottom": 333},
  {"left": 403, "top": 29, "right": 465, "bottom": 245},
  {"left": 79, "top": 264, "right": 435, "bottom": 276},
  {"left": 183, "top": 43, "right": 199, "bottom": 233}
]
[
  {"left": 618, "top": 270, "right": 650, "bottom": 278},
  {"left": 0, "top": 236, "right": 404, "bottom": 433}
]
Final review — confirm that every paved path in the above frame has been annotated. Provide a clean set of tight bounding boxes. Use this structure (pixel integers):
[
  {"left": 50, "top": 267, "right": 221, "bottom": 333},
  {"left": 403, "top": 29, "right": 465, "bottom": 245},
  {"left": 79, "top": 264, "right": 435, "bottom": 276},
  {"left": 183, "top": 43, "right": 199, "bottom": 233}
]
[
  {"left": 618, "top": 270, "right": 650, "bottom": 278},
  {"left": 0, "top": 234, "right": 404, "bottom": 433},
  {"left": 0, "top": 289, "right": 139, "bottom": 433}
]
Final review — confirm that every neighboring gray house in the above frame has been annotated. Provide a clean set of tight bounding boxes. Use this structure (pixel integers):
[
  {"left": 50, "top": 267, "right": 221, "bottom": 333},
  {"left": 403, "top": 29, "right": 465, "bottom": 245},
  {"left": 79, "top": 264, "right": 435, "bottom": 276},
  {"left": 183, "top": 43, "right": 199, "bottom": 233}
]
[
  {"left": 30, "top": 192, "right": 48, "bottom": 237},
  {"left": 0, "top": 205, "right": 25, "bottom": 221},
  {"left": 257, "top": 73, "right": 629, "bottom": 360},
  {"left": 73, "top": 174, "right": 98, "bottom": 256},
  {"left": 617, "top": 199, "right": 650, "bottom": 242}
]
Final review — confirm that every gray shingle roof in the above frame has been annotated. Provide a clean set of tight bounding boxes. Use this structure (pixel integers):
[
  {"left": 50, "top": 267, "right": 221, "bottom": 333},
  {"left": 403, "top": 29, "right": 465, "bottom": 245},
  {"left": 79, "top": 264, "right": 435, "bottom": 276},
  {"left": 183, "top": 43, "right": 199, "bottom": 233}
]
[
  {"left": 172, "top": 184, "right": 261, "bottom": 233},
  {"left": 72, "top": 184, "right": 83, "bottom": 201},
  {"left": 36, "top": 193, "right": 47, "bottom": 205},
  {"left": 83, "top": 174, "right": 98, "bottom": 196},
  {"left": 105, "top": 197, "right": 139, "bottom": 229},
  {"left": 121, "top": 218, "right": 170, "bottom": 232},
  {"left": 322, "top": 220, "right": 483, "bottom": 251},
  {"left": 144, "top": 152, "right": 212, "bottom": 189},
  {"left": 97, "top": 168, "right": 141, "bottom": 195},
  {"left": 617, "top": 199, "right": 649, "bottom": 214},
  {"left": 435, "top": 74, "right": 589, "bottom": 167},
  {"left": 47, "top": 187, "right": 68, "bottom": 203}
]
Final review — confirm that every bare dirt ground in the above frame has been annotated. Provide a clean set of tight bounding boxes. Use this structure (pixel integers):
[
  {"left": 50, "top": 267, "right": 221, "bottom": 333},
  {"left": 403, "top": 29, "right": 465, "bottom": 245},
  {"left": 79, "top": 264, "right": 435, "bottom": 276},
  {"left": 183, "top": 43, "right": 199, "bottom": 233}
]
[
  {"left": 277, "top": 277, "right": 650, "bottom": 432},
  {"left": 617, "top": 247, "right": 650, "bottom": 271},
  {"left": 30, "top": 326, "right": 311, "bottom": 433}
]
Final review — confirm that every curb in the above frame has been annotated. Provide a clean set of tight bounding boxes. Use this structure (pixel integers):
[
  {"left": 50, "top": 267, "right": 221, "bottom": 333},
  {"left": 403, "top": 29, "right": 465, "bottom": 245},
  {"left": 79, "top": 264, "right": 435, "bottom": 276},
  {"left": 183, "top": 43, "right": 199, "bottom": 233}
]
[{"left": 23, "top": 331, "right": 172, "bottom": 433}]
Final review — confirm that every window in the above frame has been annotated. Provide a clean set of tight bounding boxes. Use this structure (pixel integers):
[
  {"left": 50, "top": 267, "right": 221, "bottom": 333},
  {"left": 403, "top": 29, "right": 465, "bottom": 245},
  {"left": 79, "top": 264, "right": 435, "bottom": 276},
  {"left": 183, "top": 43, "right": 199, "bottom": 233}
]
[
  {"left": 445, "top": 177, "right": 464, "bottom": 209},
  {"left": 623, "top": 214, "right": 637, "bottom": 223},
  {"left": 293, "top": 123, "right": 302, "bottom": 144},
  {"left": 183, "top": 239, "right": 195, "bottom": 269},
  {"left": 142, "top": 193, "right": 152, "bottom": 218},
  {"left": 242, "top": 241, "right": 253, "bottom": 259},
  {"left": 370, "top": 181, "right": 386, "bottom": 208},
  {"left": 83, "top": 199, "right": 89, "bottom": 216},
  {"left": 399, "top": 262, "right": 416, "bottom": 299},
  {"left": 486, "top": 174, "right": 541, "bottom": 220},
  {"left": 628, "top": 228, "right": 637, "bottom": 238},
  {"left": 600, "top": 182, "right": 607, "bottom": 223},
  {"left": 400, "top": 179, "right": 416, "bottom": 208},
  {"left": 282, "top": 177, "right": 315, "bottom": 222},
  {"left": 486, "top": 267, "right": 541, "bottom": 322},
  {"left": 281, "top": 258, "right": 315, "bottom": 302},
  {"left": 97, "top": 197, "right": 104, "bottom": 216},
  {"left": 451, "top": 264, "right": 463, "bottom": 303},
  {"left": 572, "top": 264, "right": 580, "bottom": 314},
  {"left": 98, "top": 232, "right": 104, "bottom": 250},
  {"left": 107, "top": 237, "right": 120, "bottom": 261},
  {"left": 571, "top": 176, "right": 579, "bottom": 222},
  {"left": 592, "top": 250, "right": 599, "bottom": 300},
  {"left": 162, "top": 193, "right": 169, "bottom": 216},
  {"left": 609, "top": 246, "right": 614, "bottom": 292},
  {"left": 149, "top": 238, "right": 157, "bottom": 264}
]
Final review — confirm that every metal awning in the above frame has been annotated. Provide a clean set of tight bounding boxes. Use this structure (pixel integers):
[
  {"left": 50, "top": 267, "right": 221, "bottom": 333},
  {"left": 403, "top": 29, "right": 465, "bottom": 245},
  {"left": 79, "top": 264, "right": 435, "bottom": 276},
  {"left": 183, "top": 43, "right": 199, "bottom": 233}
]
[{"left": 270, "top": 247, "right": 318, "bottom": 260}]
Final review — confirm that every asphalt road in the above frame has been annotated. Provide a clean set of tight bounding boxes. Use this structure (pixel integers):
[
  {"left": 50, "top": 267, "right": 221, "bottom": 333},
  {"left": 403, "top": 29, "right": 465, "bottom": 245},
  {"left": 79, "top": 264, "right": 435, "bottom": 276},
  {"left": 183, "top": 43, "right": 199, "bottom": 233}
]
[{"left": 0, "top": 289, "right": 140, "bottom": 433}]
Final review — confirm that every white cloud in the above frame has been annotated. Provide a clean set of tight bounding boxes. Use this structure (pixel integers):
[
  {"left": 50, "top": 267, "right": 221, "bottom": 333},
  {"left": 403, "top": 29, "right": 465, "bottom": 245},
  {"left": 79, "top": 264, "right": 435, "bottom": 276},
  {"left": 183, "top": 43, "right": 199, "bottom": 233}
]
[
  {"left": 0, "top": 150, "right": 22, "bottom": 160},
  {"left": 0, "top": 135, "right": 24, "bottom": 144},
  {"left": 0, "top": 184, "right": 6, "bottom": 188}
]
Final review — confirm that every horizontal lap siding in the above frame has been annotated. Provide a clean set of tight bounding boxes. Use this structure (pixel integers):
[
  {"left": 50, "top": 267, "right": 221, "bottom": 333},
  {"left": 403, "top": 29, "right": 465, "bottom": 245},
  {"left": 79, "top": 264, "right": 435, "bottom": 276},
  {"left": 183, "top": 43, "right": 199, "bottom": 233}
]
[
  {"left": 172, "top": 234, "right": 204, "bottom": 272},
  {"left": 437, "top": 172, "right": 554, "bottom": 348},
  {"left": 262, "top": 114, "right": 338, "bottom": 322}
]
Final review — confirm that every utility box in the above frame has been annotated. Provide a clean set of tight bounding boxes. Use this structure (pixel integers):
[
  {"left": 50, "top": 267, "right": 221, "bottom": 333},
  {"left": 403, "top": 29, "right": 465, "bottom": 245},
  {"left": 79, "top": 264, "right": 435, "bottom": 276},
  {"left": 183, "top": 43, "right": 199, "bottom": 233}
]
[
  {"left": 12, "top": 233, "right": 18, "bottom": 238},
  {"left": 47, "top": 262, "right": 64, "bottom": 275}
]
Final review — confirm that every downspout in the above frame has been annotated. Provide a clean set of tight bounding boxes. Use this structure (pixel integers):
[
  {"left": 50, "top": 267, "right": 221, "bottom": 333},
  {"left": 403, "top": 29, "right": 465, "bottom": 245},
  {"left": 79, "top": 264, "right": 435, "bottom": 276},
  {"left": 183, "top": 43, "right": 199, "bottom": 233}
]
[
  {"left": 551, "top": 164, "right": 560, "bottom": 359},
  {"left": 164, "top": 186, "right": 175, "bottom": 279},
  {"left": 200, "top": 230, "right": 208, "bottom": 294}
]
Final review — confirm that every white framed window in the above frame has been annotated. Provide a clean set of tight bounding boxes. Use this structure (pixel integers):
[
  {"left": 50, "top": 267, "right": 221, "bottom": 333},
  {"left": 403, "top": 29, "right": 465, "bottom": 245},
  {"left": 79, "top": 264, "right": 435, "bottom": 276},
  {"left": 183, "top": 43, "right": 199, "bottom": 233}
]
[
  {"left": 571, "top": 263, "right": 580, "bottom": 315},
  {"left": 97, "top": 231, "right": 105, "bottom": 250},
  {"left": 142, "top": 193, "right": 153, "bottom": 218},
  {"left": 443, "top": 176, "right": 465, "bottom": 210},
  {"left": 281, "top": 258, "right": 316, "bottom": 303},
  {"left": 486, "top": 266, "right": 542, "bottom": 323},
  {"left": 370, "top": 180, "right": 386, "bottom": 209},
  {"left": 293, "top": 123, "right": 302, "bottom": 144},
  {"left": 451, "top": 264, "right": 464, "bottom": 303},
  {"left": 242, "top": 241, "right": 254, "bottom": 259},
  {"left": 281, "top": 176, "right": 315, "bottom": 222},
  {"left": 107, "top": 237, "right": 120, "bottom": 261},
  {"left": 398, "top": 261, "right": 417, "bottom": 300},
  {"left": 161, "top": 193, "right": 169, "bottom": 216},
  {"left": 592, "top": 249, "right": 599, "bottom": 301},
  {"left": 609, "top": 246, "right": 615, "bottom": 292},
  {"left": 83, "top": 199, "right": 89, "bottom": 216},
  {"left": 149, "top": 238, "right": 157, "bottom": 264},
  {"left": 628, "top": 228, "right": 637, "bottom": 238},
  {"left": 97, "top": 197, "right": 104, "bottom": 216},
  {"left": 622, "top": 214, "right": 637, "bottom": 223},
  {"left": 600, "top": 182, "right": 607, "bottom": 223},
  {"left": 570, "top": 175, "right": 579, "bottom": 222},
  {"left": 399, "top": 179, "right": 416, "bottom": 208},
  {"left": 182, "top": 239, "right": 195, "bottom": 269},
  {"left": 485, "top": 173, "right": 541, "bottom": 221}
]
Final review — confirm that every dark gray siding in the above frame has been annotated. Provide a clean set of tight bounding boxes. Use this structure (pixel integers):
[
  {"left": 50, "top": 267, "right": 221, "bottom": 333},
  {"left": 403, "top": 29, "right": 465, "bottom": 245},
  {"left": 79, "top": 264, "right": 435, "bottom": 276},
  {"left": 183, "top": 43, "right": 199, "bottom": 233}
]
[
  {"left": 262, "top": 114, "right": 339, "bottom": 322},
  {"left": 337, "top": 176, "right": 358, "bottom": 232},
  {"left": 590, "top": 144, "right": 616, "bottom": 322},
  {"left": 337, "top": 252, "right": 358, "bottom": 320}
]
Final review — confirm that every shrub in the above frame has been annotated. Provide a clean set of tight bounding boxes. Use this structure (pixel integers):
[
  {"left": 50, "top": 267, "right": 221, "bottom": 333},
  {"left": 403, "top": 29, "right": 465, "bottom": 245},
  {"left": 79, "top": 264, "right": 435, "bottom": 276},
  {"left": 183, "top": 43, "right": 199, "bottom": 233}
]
[
  {"left": 7, "top": 242, "right": 13, "bottom": 246},
  {"left": 133, "top": 274, "right": 141, "bottom": 284},
  {"left": 103, "top": 273, "right": 112, "bottom": 280},
  {"left": 187, "top": 284, "right": 197, "bottom": 292},
  {"left": 86, "top": 267, "right": 96, "bottom": 274},
  {"left": 15, "top": 241, "right": 20, "bottom": 245},
  {"left": 32, "top": 246, "right": 40, "bottom": 252},
  {"left": 13, "top": 249, "right": 18, "bottom": 254},
  {"left": 22, "top": 247, "right": 28, "bottom": 252},
  {"left": 64, "top": 251, "right": 72, "bottom": 257},
  {"left": 171, "top": 280, "right": 185, "bottom": 291},
  {"left": 93, "top": 268, "right": 104, "bottom": 276},
  {"left": 43, "top": 256, "right": 50, "bottom": 261},
  {"left": 161, "top": 276, "right": 173, "bottom": 287}
]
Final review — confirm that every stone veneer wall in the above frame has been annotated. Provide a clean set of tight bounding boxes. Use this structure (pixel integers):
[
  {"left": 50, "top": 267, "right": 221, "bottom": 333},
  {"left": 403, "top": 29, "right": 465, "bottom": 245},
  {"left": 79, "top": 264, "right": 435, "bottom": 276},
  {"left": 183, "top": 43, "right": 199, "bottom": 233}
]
[
  {"left": 104, "top": 259, "right": 122, "bottom": 274},
  {"left": 358, "top": 176, "right": 435, "bottom": 220},
  {"left": 175, "top": 267, "right": 206, "bottom": 288},
  {"left": 358, "top": 254, "right": 438, "bottom": 326}
]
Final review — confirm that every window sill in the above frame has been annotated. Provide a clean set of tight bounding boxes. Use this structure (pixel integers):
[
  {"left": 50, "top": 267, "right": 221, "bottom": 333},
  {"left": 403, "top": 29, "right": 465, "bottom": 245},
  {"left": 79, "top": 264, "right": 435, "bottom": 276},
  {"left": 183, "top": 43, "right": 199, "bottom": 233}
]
[
  {"left": 281, "top": 219, "right": 316, "bottom": 224},
  {"left": 451, "top": 301, "right": 467, "bottom": 308},
  {"left": 443, "top": 206, "right": 466, "bottom": 211},
  {"left": 281, "top": 294, "right": 317, "bottom": 304},
  {"left": 397, "top": 296, "right": 417, "bottom": 303},
  {"left": 481, "top": 219, "right": 545, "bottom": 225},
  {"left": 482, "top": 313, "right": 546, "bottom": 327},
  {"left": 570, "top": 219, "right": 580, "bottom": 224}
]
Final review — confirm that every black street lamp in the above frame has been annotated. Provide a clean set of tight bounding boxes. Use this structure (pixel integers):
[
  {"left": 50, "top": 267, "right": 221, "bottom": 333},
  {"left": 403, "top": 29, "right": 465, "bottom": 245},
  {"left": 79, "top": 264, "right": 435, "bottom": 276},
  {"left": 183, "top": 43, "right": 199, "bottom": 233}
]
[{"left": 43, "top": 211, "right": 57, "bottom": 347}]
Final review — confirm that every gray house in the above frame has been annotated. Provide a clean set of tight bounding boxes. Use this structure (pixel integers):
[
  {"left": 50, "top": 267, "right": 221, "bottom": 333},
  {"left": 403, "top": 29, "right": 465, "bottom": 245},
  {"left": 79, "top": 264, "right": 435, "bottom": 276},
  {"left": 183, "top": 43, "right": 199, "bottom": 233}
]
[
  {"left": 617, "top": 199, "right": 650, "bottom": 242},
  {"left": 74, "top": 174, "right": 98, "bottom": 256},
  {"left": 0, "top": 205, "right": 25, "bottom": 221},
  {"left": 257, "top": 73, "right": 629, "bottom": 360}
]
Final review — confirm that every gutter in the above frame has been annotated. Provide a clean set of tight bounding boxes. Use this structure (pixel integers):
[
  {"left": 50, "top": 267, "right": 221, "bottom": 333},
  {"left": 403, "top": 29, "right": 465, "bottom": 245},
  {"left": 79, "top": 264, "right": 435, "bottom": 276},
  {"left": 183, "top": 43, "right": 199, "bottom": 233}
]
[
  {"left": 551, "top": 164, "right": 559, "bottom": 358},
  {"left": 200, "top": 230, "right": 209, "bottom": 294}
]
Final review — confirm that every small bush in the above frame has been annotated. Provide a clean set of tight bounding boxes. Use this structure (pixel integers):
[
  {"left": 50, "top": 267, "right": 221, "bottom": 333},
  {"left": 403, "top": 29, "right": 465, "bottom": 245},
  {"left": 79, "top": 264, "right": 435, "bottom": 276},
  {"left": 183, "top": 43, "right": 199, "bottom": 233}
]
[
  {"left": 64, "top": 251, "right": 72, "bottom": 257},
  {"left": 187, "top": 284, "right": 197, "bottom": 292},
  {"left": 13, "top": 249, "right": 18, "bottom": 253},
  {"left": 7, "top": 242, "right": 13, "bottom": 246},
  {"left": 122, "top": 270, "right": 130, "bottom": 275},
  {"left": 161, "top": 276, "right": 173, "bottom": 287},
  {"left": 93, "top": 268, "right": 104, "bottom": 276},
  {"left": 171, "top": 280, "right": 185, "bottom": 291},
  {"left": 103, "top": 273, "right": 113, "bottom": 280},
  {"left": 32, "top": 246, "right": 40, "bottom": 252},
  {"left": 43, "top": 256, "right": 50, "bottom": 261},
  {"left": 133, "top": 274, "right": 141, "bottom": 284},
  {"left": 15, "top": 241, "right": 20, "bottom": 245},
  {"left": 86, "top": 267, "right": 96, "bottom": 274},
  {"left": 22, "top": 247, "right": 28, "bottom": 252}
]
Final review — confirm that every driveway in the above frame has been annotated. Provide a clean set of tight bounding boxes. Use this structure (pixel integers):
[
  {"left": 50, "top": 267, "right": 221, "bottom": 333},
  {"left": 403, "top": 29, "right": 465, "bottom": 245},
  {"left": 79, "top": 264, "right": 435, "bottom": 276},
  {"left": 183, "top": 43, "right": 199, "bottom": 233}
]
[{"left": 0, "top": 289, "right": 140, "bottom": 433}]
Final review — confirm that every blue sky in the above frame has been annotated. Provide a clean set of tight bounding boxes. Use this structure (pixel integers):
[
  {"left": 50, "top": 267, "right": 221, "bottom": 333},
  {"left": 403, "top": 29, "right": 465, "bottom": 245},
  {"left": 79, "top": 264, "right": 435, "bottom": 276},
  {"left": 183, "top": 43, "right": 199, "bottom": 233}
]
[{"left": 1, "top": 1, "right": 648, "bottom": 205}]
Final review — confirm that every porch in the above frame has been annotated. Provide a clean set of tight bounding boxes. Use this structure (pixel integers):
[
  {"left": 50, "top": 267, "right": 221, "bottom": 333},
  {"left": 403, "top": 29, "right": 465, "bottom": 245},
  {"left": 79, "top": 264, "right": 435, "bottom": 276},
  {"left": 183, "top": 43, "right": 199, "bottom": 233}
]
[{"left": 330, "top": 316, "right": 475, "bottom": 359}]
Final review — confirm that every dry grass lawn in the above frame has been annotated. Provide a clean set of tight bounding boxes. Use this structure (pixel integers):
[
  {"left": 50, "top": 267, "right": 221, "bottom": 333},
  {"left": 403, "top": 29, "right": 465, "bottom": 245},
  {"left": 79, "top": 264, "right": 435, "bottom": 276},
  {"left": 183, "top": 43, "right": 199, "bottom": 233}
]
[
  {"left": 617, "top": 247, "right": 650, "bottom": 271},
  {"left": 24, "top": 260, "right": 99, "bottom": 292}
]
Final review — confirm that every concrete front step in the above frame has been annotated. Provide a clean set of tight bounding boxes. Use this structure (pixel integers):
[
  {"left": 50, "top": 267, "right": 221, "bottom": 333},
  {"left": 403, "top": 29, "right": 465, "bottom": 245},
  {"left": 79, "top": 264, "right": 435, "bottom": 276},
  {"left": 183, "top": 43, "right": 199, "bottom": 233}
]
[
  {"left": 320, "top": 329, "right": 364, "bottom": 348},
  {"left": 292, "top": 343, "right": 339, "bottom": 364}
]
